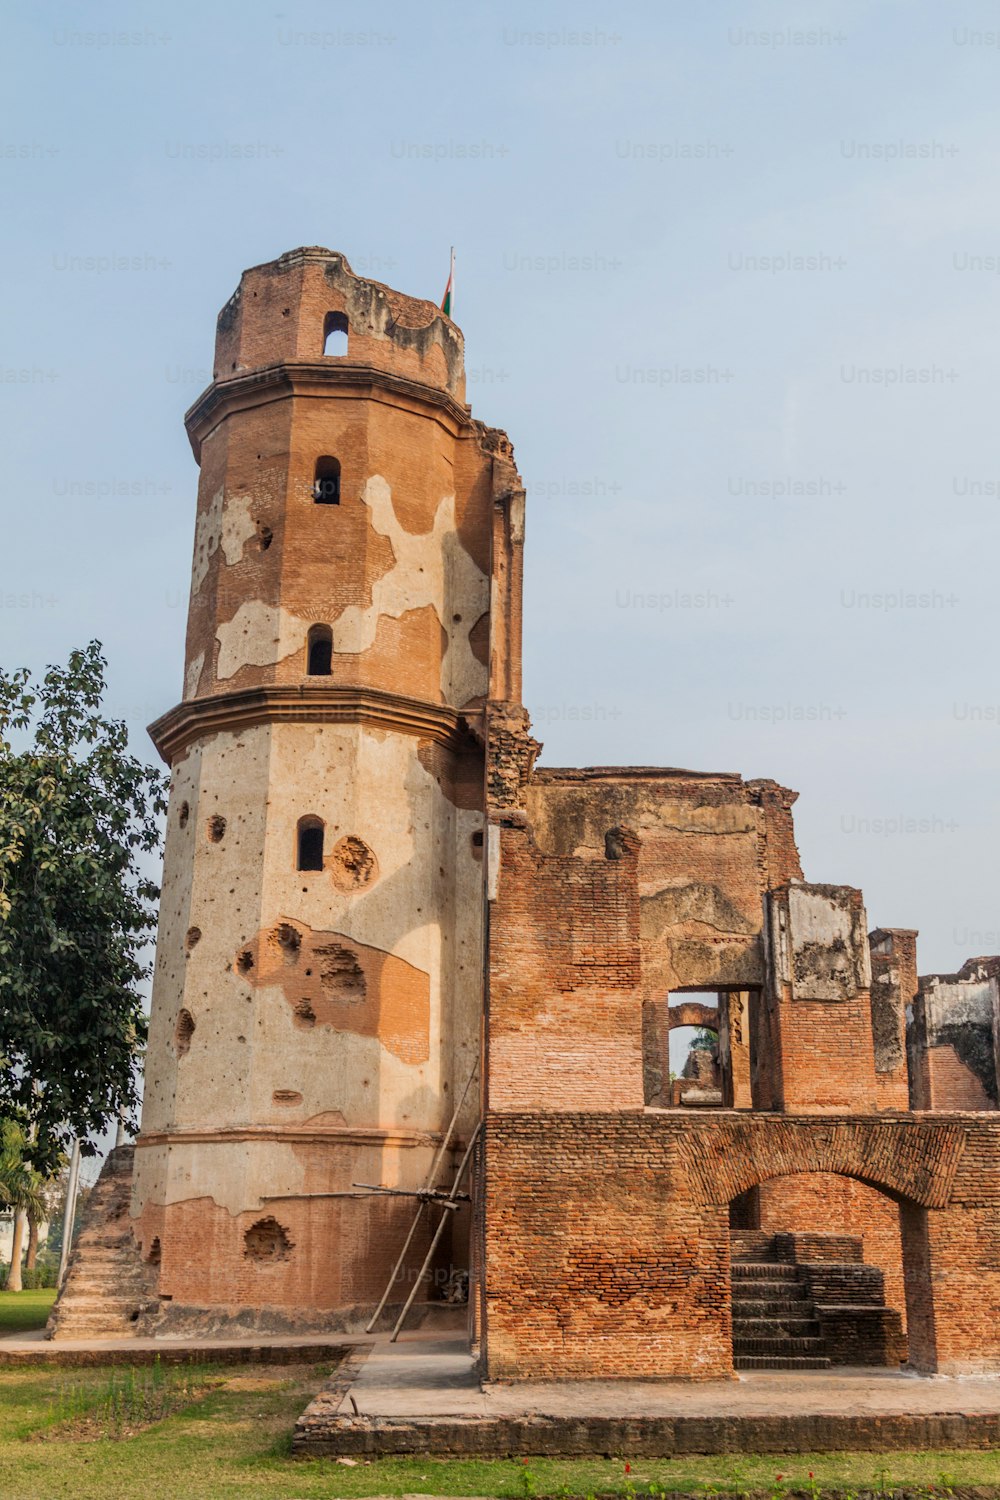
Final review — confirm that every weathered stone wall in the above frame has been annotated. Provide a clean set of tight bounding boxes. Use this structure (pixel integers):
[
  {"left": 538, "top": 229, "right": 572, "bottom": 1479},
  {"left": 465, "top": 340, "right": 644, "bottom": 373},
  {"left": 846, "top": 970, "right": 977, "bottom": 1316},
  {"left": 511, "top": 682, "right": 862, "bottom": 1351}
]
[
  {"left": 523, "top": 769, "right": 801, "bottom": 995},
  {"left": 763, "top": 884, "right": 878, "bottom": 1113},
  {"left": 135, "top": 248, "right": 516, "bottom": 1318},
  {"left": 868, "top": 928, "right": 917, "bottom": 1111},
  {"left": 909, "top": 958, "right": 1000, "bottom": 1112}
]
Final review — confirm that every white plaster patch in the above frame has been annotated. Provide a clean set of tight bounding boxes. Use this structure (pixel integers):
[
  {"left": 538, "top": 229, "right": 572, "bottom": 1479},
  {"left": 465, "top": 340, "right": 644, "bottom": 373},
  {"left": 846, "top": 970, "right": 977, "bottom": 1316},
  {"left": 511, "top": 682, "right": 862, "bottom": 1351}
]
[
  {"left": 216, "top": 600, "right": 311, "bottom": 680},
  {"left": 185, "top": 651, "right": 205, "bottom": 699},
  {"left": 333, "top": 475, "right": 489, "bottom": 706},
  {"left": 221, "top": 493, "right": 258, "bottom": 566},
  {"left": 191, "top": 488, "right": 223, "bottom": 594}
]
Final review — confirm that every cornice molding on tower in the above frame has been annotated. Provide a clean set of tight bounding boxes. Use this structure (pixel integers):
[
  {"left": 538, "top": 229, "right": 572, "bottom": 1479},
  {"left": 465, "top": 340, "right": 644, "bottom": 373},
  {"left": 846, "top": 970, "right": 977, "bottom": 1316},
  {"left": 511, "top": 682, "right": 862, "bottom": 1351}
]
[
  {"left": 134, "top": 1123, "right": 441, "bottom": 1151},
  {"left": 183, "top": 360, "right": 473, "bottom": 459},
  {"left": 147, "top": 684, "right": 482, "bottom": 764}
]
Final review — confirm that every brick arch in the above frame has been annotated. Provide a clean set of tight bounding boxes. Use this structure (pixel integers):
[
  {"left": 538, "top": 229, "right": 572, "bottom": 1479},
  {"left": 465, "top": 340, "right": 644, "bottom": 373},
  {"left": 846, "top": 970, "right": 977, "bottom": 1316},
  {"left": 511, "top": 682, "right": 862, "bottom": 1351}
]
[{"left": 678, "top": 1117, "right": 967, "bottom": 1210}]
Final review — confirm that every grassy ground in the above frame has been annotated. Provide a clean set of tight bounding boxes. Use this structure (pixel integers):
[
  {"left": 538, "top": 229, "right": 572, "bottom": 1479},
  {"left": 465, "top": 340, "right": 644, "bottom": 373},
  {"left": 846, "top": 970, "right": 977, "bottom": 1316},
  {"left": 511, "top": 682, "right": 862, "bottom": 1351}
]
[
  {"left": 0, "top": 1287, "right": 57, "bottom": 1335},
  {"left": 1, "top": 1359, "right": 1000, "bottom": 1500}
]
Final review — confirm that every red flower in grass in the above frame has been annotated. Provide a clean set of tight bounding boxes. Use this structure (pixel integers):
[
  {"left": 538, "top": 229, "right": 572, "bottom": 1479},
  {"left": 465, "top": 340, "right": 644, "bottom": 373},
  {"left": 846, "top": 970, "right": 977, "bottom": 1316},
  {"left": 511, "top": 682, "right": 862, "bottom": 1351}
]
[{"left": 625, "top": 1464, "right": 632, "bottom": 1475}]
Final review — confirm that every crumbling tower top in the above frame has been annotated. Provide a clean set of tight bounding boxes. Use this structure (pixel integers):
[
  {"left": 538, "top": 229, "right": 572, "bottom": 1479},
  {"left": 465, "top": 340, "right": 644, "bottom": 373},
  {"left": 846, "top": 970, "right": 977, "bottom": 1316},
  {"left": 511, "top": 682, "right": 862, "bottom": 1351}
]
[{"left": 209, "top": 245, "right": 467, "bottom": 402}]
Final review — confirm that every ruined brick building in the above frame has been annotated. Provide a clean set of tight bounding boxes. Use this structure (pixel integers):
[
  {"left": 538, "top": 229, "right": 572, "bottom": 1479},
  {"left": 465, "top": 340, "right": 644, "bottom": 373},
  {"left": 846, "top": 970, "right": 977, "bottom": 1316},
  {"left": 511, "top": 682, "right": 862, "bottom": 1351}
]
[{"left": 51, "top": 249, "right": 1000, "bottom": 1379}]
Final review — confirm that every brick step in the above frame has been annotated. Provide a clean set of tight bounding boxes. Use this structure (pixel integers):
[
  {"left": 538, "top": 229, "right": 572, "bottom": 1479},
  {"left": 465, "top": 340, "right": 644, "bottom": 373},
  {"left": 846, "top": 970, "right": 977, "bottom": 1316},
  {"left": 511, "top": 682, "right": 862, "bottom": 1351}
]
[
  {"left": 774, "top": 1233, "right": 864, "bottom": 1264},
  {"left": 735, "top": 1354, "right": 831, "bottom": 1370},
  {"left": 731, "top": 1263, "right": 798, "bottom": 1281},
  {"left": 732, "top": 1281, "right": 808, "bottom": 1301},
  {"left": 54, "top": 1289, "right": 152, "bottom": 1306},
  {"left": 61, "top": 1277, "right": 148, "bottom": 1296},
  {"left": 48, "top": 1314, "right": 142, "bottom": 1334},
  {"left": 730, "top": 1231, "right": 776, "bottom": 1263},
  {"left": 734, "top": 1335, "right": 825, "bottom": 1356},
  {"left": 66, "top": 1241, "right": 137, "bottom": 1259},
  {"left": 732, "top": 1298, "right": 810, "bottom": 1317},
  {"left": 733, "top": 1317, "right": 820, "bottom": 1337}
]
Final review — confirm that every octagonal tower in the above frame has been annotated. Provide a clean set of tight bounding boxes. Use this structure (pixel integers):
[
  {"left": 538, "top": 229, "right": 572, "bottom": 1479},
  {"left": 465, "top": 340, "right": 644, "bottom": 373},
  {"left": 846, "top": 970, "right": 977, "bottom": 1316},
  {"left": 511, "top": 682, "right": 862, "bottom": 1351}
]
[{"left": 132, "top": 247, "right": 524, "bottom": 1325}]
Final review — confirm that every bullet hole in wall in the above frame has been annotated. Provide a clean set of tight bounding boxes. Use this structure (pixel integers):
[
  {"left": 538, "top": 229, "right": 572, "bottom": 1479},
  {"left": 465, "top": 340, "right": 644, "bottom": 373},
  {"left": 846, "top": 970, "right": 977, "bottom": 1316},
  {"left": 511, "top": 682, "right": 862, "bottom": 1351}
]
[
  {"left": 273, "top": 923, "right": 301, "bottom": 961},
  {"left": 330, "top": 834, "right": 377, "bottom": 892},
  {"left": 604, "top": 825, "right": 638, "bottom": 861},
  {"left": 207, "top": 815, "right": 227, "bottom": 843},
  {"left": 258, "top": 525, "right": 273, "bottom": 551},
  {"left": 179, "top": 802, "right": 190, "bottom": 829},
  {"left": 243, "top": 1217, "right": 293, "bottom": 1261},
  {"left": 186, "top": 927, "right": 201, "bottom": 951},
  {"left": 174, "top": 1009, "right": 195, "bottom": 1057},
  {"left": 236, "top": 950, "right": 254, "bottom": 974},
  {"left": 317, "top": 943, "right": 366, "bottom": 1003}
]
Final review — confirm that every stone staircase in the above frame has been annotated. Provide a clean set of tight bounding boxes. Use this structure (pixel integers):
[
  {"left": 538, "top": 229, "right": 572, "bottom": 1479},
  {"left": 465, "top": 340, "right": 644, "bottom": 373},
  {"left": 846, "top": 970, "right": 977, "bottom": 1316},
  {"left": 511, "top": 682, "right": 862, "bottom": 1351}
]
[
  {"left": 732, "top": 1252, "right": 830, "bottom": 1370},
  {"left": 46, "top": 1145, "right": 160, "bottom": 1340},
  {"left": 730, "top": 1230, "right": 905, "bottom": 1372}
]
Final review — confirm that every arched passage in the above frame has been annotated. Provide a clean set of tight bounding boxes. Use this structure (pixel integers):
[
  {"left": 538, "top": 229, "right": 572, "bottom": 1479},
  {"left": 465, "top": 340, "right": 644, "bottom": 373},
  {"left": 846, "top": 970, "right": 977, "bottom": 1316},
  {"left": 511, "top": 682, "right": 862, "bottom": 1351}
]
[
  {"left": 729, "top": 1169, "right": 908, "bottom": 1370},
  {"left": 673, "top": 1115, "right": 969, "bottom": 1375},
  {"left": 678, "top": 1115, "right": 967, "bottom": 1211}
]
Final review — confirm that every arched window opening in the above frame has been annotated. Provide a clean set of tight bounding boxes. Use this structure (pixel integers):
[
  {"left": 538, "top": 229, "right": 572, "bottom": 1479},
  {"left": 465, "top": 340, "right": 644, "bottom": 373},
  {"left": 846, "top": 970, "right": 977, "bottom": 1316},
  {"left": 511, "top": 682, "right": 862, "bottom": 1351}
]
[
  {"left": 323, "top": 311, "right": 348, "bottom": 356},
  {"left": 307, "top": 625, "right": 333, "bottom": 676},
  {"left": 297, "top": 817, "right": 325, "bottom": 872},
  {"left": 642, "top": 991, "right": 723, "bottom": 1108},
  {"left": 313, "top": 456, "right": 341, "bottom": 505}
]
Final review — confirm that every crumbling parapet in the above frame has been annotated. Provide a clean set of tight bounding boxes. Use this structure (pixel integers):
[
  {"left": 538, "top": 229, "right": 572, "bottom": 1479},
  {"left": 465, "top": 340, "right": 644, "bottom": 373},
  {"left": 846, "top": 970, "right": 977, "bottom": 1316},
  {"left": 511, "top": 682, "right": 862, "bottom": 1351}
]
[
  {"left": 909, "top": 956, "right": 1000, "bottom": 1111},
  {"left": 764, "top": 883, "right": 877, "bottom": 1112},
  {"left": 485, "top": 701, "right": 540, "bottom": 821},
  {"left": 868, "top": 928, "right": 918, "bottom": 1110}
]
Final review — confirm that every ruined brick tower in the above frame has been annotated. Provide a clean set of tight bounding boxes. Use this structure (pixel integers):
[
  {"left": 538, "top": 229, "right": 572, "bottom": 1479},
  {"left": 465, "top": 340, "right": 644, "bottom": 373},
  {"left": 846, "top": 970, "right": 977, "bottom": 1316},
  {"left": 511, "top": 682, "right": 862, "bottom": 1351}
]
[
  {"left": 51, "top": 249, "right": 1000, "bottom": 1376},
  {"left": 127, "top": 248, "right": 523, "bottom": 1323}
]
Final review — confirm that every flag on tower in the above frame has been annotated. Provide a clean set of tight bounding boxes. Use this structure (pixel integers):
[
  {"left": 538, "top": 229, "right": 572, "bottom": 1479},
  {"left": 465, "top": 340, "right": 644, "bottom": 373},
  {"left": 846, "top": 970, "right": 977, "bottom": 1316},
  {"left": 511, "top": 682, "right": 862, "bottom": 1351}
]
[{"left": 440, "top": 247, "right": 455, "bottom": 317}]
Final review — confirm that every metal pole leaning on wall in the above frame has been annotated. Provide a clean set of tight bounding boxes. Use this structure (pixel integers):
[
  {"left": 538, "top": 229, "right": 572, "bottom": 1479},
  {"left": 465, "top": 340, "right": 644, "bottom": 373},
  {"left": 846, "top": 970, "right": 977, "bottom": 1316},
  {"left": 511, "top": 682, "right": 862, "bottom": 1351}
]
[
  {"left": 390, "top": 1120, "right": 482, "bottom": 1343},
  {"left": 364, "top": 1064, "right": 479, "bottom": 1335}
]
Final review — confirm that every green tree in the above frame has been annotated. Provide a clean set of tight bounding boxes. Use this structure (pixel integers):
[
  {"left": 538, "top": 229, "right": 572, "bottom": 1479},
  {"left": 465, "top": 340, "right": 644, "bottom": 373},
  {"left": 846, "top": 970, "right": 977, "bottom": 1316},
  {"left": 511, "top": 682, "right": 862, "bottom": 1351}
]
[
  {"left": 0, "top": 642, "right": 167, "bottom": 1174},
  {"left": 0, "top": 1120, "right": 45, "bottom": 1291}
]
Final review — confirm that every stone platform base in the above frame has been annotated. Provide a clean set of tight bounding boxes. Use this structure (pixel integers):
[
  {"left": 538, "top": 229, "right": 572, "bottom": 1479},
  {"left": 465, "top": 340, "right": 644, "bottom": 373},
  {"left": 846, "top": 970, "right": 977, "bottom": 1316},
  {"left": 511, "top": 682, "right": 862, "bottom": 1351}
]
[
  {"left": 292, "top": 1337, "right": 1000, "bottom": 1457},
  {"left": 0, "top": 1334, "right": 356, "bottom": 1370},
  {"left": 297, "top": 1410, "right": 1000, "bottom": 1457}
]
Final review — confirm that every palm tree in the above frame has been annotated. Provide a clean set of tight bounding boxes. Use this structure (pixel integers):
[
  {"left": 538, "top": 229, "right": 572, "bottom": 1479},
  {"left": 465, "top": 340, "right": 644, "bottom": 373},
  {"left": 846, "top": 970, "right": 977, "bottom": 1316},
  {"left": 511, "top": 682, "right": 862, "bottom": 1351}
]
[{"left": 0, "top": 1121, "right": 45, "bottom": 1293}]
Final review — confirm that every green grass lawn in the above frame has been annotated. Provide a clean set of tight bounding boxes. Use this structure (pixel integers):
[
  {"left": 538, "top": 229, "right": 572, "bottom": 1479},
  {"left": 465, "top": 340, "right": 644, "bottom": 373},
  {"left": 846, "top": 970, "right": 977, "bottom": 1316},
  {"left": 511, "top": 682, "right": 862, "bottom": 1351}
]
[
  {"left": 0, "top": 1358, "right": 999, "bottom": 1500},
  {"left": 0, "top": 1287, "right": 57, "bottom": 1335}
]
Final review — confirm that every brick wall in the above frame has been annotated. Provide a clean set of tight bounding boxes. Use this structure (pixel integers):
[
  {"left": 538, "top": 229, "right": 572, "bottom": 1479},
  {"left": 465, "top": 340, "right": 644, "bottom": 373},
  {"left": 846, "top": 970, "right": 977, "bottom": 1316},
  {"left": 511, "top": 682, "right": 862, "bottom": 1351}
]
[
  {"left": 482, "top": 1111, "right": 997, "bottom": 1381},
  {"left": 765, "top": 885, "right": 879, "bottom": 1113},
  {"left": 486, "top": 825, "right": 643, "bottom": 1112}
]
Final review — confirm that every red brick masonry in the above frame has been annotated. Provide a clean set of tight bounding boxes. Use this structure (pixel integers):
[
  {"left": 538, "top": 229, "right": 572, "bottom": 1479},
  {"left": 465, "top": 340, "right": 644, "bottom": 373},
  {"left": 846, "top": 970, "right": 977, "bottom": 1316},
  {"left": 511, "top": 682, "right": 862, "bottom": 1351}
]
[{"left": 482, "top": 1112, "right": 1000, "bottom": 1381}]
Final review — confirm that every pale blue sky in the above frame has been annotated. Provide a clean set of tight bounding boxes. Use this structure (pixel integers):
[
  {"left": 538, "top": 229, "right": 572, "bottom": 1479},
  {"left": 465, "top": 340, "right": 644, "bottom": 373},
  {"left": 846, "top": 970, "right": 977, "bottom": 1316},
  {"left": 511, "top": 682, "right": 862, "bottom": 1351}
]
[{"left": 3, "top": 0, "right": 999, "bottom": 979}]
